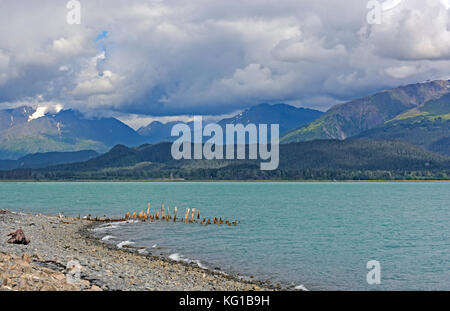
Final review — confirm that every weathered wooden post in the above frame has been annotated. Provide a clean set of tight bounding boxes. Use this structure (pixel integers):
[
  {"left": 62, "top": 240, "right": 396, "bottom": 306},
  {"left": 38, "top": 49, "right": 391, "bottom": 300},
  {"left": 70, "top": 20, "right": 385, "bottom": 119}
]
[
  {"left": 166, "top": 207, "right": 170, "bottom": 221},
  {"left": 147, "top": 203, "right": 150, "bottom": 220},
  {"left": 197, "top": 210, "right": 200, "bottom": 220},
  {"left": 161, "top": 204, "right": 165, "bottom": 220},
  {"left": 184, "top": 208, "right": 190, "bottom": 224},
  {"left": 173, "top": 207, "right": 178, "bottom": 222},
  {"left": 155, "top": 211, "right": 160, "bottom": 220},
  {"left": 190, "top": 208, "right": 196, "bottom": 223},
  {"left": 125, "top": 212, "right": 129, "bottom": 220}
]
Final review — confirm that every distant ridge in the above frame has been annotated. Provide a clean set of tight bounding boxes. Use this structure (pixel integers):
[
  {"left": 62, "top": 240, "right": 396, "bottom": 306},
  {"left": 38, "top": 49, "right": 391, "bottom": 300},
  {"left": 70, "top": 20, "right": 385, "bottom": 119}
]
[
  {"left": 2, "top": 140, "right": 448, "bottom": 180},
  {"left": 137, "top": 103, "right": 323, "bottom": 143},
  {"left": 281, "top": 80, "right": 450, "bottom": 155},
  {"left": 0, "top": 150, "right": 99, "bottom": 170}
]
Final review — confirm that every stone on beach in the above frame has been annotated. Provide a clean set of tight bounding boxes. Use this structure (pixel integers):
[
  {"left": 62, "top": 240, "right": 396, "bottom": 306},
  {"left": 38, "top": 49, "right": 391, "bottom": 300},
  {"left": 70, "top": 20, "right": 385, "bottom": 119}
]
[{"left": 7, "top": 229, "right": 30, "bottom": 245}]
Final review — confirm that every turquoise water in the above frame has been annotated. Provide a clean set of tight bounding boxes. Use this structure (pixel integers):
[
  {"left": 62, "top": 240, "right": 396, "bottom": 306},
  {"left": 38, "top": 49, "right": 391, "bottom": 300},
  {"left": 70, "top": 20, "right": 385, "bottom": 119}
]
[{"left": 1, "top": 182, "right": 449, "bottom": 290}]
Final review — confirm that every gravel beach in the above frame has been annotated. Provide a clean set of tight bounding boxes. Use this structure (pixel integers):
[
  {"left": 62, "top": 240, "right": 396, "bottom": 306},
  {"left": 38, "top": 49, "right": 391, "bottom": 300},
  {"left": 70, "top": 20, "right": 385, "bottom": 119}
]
[{"left": 0, "top": 210, "right": 272, "bottom": 291}]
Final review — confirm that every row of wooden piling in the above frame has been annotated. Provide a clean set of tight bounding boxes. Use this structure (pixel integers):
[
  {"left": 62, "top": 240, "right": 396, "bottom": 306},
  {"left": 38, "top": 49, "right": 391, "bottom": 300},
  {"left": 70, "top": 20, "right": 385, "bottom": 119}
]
[{"left": 123, "top": 203, "right": 239, "bottom": 227}]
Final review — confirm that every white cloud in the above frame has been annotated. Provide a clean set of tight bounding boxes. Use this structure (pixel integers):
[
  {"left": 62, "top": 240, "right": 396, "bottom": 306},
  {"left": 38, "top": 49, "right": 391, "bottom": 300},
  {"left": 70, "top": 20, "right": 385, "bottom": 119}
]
[
  {"left": 28, "top": 103, "right": 64, "bottom": 122},
  {"left": 385, "top": 65, "right": 421, "bottom": 78},
  {"left": 0, "top": 50, "right": 10, "bottom": 85},
  {"left": 1, "top": 0, "right": 450, "bottom": 117},
  {"left": 363, "top": 0, "right": 450, "bottom": 60},
  {"left": 52, "top": 35, "right": 90, "bottom": 55}
]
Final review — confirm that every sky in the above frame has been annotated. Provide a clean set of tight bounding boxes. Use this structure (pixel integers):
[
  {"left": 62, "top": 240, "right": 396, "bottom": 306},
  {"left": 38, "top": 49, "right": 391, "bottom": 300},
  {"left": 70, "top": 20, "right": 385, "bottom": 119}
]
[{"left": 1, "top": 0, "right": 450, "bottom": 127}]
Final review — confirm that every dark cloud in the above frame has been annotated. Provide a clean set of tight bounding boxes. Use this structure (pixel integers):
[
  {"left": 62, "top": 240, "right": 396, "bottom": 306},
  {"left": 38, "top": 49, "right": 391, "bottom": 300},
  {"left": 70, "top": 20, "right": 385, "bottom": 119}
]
[{"left": 1, "top": 0, "right": 450, "bottom": 120}]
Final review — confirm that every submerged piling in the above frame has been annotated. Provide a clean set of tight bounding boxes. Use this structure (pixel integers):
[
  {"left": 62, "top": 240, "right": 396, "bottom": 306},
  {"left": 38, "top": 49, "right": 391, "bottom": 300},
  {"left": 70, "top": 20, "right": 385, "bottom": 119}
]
[{"left": 116, "top": 201, "right": 238, "bottom": 227}]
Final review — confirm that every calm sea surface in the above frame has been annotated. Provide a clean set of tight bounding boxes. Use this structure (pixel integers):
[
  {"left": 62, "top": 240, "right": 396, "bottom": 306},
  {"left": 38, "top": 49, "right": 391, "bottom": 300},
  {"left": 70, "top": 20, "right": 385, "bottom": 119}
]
[{"left": 1, "top": 182, "right": 449, "bottom": 290}]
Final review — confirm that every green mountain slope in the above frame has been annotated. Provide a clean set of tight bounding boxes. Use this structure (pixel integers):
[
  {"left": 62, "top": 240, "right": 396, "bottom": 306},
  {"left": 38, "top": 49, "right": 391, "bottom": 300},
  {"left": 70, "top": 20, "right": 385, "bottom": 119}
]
[
  {"left": 281, "top": 80, "right": 450, "bottom": 144},
  {"left": 2, "top": 140, "right": 449, "bottom": 180},
  {"left": 0, "top": 107, "right": 144, "bottom": 159},
  {"left": 355, "top": 94, "right": 450, "bottom": 155}
]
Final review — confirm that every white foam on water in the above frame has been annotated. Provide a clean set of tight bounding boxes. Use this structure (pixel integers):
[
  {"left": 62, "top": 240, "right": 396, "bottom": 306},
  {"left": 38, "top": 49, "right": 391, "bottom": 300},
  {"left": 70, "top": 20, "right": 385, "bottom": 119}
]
[
  {"left": 168, "top": 253, "right": 208, "bottom": 270},
  {"left": 294, "top": 284, "right": 310, "bottom": 291},
  {"left": 237, "top": 275, "right": 252, "bottom": 281},
  {"left": 138, "top": 249, "right": 148, "bottom": 255},
  {"left": 91, "top": 223, "right": 119, "bottom": 232},
  {"left": 169, "top": 253, "right": 182, "bottom": 261},
  {"left": 117, "top": 240, "right": 135, "bottom": 248},
  {"left": 101, "top": 235, "right": 115, "bottom": 241},
  {"left": 116, "top": 220, "right": 140, "bottom": 224},
  {"left": 193, "top": 260, "right": 208, "bottom": 270},
  {"left": 152, "top": 244, "right": 158, "bottom": 249},
  {"left": 124, "top": 220, "right": 140, "bottom": 224}
]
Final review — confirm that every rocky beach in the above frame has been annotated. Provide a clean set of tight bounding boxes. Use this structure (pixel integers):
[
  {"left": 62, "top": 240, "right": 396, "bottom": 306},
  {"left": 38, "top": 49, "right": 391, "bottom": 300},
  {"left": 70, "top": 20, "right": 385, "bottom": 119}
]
[{"left": 0, "top": 210, "right": 271, "bottom": 291}]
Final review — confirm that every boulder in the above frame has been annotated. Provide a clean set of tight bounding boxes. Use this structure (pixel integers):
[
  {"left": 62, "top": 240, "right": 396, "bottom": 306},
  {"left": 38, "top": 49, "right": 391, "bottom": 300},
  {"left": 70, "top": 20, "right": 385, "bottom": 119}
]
[{"left": 7, "top": 229, "right": 30, "bottom": 245}]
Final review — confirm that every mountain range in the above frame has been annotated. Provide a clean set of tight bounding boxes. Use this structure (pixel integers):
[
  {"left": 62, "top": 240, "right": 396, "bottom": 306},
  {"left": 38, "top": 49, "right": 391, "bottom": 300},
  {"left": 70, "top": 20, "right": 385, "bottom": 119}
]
[
  {"left": 281, "top": 80, "right": 450, "bottom": 155},
  {"left": 137, "top": 103, "right": 323, "bottom": 143},
  {"left": 0, "top": 79, "right": 449, "bottom": 167},
  {"left": 0, "top": 108, "right": 143, "bottom": 159},
  {"left": 0, "top": 103, "right": 323, "bottom": 159}
]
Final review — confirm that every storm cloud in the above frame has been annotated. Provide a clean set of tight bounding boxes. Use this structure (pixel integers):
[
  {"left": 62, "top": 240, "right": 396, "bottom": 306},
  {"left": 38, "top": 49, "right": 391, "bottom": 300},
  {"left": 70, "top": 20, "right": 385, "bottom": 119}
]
[{"left": 1, "top": 0, "right": 450, "bottom": 119}]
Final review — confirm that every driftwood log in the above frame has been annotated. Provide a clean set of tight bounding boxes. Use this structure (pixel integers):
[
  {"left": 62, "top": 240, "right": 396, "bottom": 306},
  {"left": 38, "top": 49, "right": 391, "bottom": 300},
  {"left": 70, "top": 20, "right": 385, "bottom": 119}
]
[{"left": 7, "top": 229, "right": 30, "bottom": 245}]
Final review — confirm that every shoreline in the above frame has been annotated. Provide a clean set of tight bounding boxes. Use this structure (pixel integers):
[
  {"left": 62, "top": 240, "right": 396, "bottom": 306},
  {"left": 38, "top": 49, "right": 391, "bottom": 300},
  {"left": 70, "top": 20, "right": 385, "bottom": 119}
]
[
  {"left": 0, "top": 210, "right": 276, "bottom": 291},
  {"left": 0, "top": 179, "right": 449, "bottom": 183}
]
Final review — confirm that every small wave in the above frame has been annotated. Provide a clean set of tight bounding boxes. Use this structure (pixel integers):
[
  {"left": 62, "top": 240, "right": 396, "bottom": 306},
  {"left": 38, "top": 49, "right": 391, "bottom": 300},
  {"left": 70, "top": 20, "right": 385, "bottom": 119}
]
[
  {"left": 117, "top": 240, "right": 135, "bottom": 248},
  {"left": 101, "top": 235, "right": 115, "bottom": 241},
  {"left": 152, "top": 244, "right": 158, "bottom": 249},
  {"left": 193, "top": 260, "right": 208, "bottom": 270},
  {"left": 237, "top": 275, "right": 252, "bottom": 281},
  {"left": 91, "top": 223, "right": 119, "bottom": 232},
  {"left": 114, "top": 219, "right": 140, "bottom": 224},
  {"left": 169, "top": 253, "right": 182, "bottom": 261},
  {"left": 124, "top": 220, "right": 140, "bottom": 224},
  {"left": 138, "top": 249, "right": 148, "bottom": 255},
  {"left": 294, "top": 284, "right": 310, "bottom": 291},
  {"left": 168, "top": 253, "right": 208, "bottom": 270},
  {"left": 92, "top": 220, "right": 139, "bottom": 232}
]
